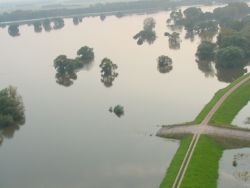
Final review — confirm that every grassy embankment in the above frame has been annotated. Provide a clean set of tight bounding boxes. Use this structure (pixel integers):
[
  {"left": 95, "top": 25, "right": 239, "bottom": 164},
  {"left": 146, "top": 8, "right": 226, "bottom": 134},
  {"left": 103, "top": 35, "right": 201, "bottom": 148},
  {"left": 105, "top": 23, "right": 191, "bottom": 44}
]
[
  {"left": 160, "top": 73, "right": 250, "bottom": 188},
  {"left": 160, "top": 135, "right": 192, "bottom": 188},
  {"left": 209, "top": 76, "right": 250, "bottom": 126},
  {"left": 180, "top": 134, "right": 250, "bottom": 188},
  {"left": 194, "top": 72, "right": 250, "bottom": 125}
]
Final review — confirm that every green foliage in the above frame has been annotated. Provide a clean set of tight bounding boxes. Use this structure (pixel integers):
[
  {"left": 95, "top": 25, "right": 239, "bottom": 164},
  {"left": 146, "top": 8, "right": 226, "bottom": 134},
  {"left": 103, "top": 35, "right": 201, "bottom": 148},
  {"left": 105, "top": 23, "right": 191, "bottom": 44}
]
[
  {"left": 196, "top": 41, "right": 216, "bottom": 61},
  {"left": 77, "top": 46, "right": 94, "bottom": 65},
  {"left": 183, "top": 7, "right": 203, "bottom": 21},
  {"left": 113, "top": 105, "right": 124, "bottom": 117},
  {"left": 54, "top": 55, "right": 77, "bottom": 86},
  {"left": 213, "top": 2, "right": 249, "bottom": 21},
  {"left": 100, "top": 58, "right": 118, "bottom": 87},
  {"left": 100, "top": 58, "right": 118, "bottom": 77},
  {"left": 53, "top": 46, "right": 94, "bottom": 86},
  {"left": 133, "top": 17, "right": 156, "bottom": 45},
  {"left": 158, "top": 55, "right": 172, "bottom": 67},
  {"left": 160, "top": 135, "right": 192, "bottom": 188},
  {"left": 181, "top": 135, "right": 223, "bottom": 188},
  {"left": 216, "top": 46, "right": 246, "bottom": 68},
  {"left": 0, "top": 86, "right": 25, "bottom": 128},
  {"left": 157, "top": 55, "right": 173, "bottom": 73}
]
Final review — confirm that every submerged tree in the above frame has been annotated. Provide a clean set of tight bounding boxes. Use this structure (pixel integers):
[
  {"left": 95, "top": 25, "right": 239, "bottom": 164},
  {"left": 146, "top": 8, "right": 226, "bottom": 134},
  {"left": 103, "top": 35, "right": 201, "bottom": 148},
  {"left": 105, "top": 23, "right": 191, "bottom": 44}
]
[
  {"left": 216, "top": 46, "right": 246, "bottom": 68},
  {"left": 100, "top": 58, "right": 118, "bottom": 87},
  {"left": 196, "top": 41, "right": 216, "bottom": 61},
  {"left": 196, "top": 60, "right": 215, "bottom": 78},
  {"left": 53, "top": 46, "right": 94, "bottom": 86},
  {"left": 167, "top": 9, "right": 183, "bottom": 25},
  {"left": 165, "top": 32, "right": 181, "bottom": 49},
  {"left": 216, "top": 66, "right": 247, "bottom": 83},
  {"left": 157, "top": 55, "right": 173, "bottom": 74},
  {"left": 76, "top": 46, "right": 94, "bottom": 67},
  {"left": 133, "top": 17, "right": 156, "bottom": 45},
  {"left": 113, "top": 105, "right": 124, "bottom": 117},
  {"left": 0, "top": 86, "right": 25, "bottom": 128},
  {"left": 54, "top": 55, "right": 77, "bottom": 87}
]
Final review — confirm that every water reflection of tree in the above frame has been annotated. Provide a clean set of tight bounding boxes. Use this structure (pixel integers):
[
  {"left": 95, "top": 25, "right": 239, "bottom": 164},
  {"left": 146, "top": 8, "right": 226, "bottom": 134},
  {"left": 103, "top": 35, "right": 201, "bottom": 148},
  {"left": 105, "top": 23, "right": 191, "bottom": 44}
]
[
  {"left": 185, "top": 31, "right": 195, "bottom": 42},
  {"left": 33, "top": 21, "right": 43, "bottom": 33},
  {"left": 100, "top": 14, "right": 106, "bottom": 21},
  {"left": 196, "top": 60, "right": 215, "bottom": 78},
  {"left": 133, "top": 17, "right": 156, "bottom": 45},
  {"left": 8, "top": 24, "right": 20, "bottom": 37},
  {"left": 43, "top": 19, "right": 52, "bottom": 32},
  {"left": 100, "top": 58, "right": 118, "bottom": 87},
  {"left": 0, "top": 124, "right": 20, "bottom": 147},
  {"left": 52, "top": 18, "right": 65, "bottom": 30},
  {"left": 165, "top": 32, "right": 181, "bottom": 49},
  {"left": 216, "top": 66, "right": 247, "bottom": 83},
  {"left": 73, "top": 17, "right": 83, "bottom": 25}
]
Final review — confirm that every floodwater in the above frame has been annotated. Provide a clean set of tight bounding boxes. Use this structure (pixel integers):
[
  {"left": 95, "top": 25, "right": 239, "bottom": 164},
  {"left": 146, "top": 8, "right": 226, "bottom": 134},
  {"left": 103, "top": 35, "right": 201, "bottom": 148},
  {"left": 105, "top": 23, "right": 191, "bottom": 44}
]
[
  {"left": 219, "top": 148, "right": 250, "bottom": 188},
  {"left": 0, "top": 5, "right": 238, "bottom": 188},
  {"left": 233, "top": 102, "right": 250, "bottom": 129}
]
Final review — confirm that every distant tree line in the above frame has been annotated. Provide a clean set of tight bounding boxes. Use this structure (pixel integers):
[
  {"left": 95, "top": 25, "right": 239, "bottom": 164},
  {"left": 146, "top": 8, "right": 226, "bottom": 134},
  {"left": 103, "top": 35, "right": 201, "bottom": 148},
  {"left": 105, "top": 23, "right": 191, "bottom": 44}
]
[
  {"left": 1, "top": 0, "right": 247, "bottom": 24},
  {"left": 0, "top": 0, "right": 175, "bottom": 23}
]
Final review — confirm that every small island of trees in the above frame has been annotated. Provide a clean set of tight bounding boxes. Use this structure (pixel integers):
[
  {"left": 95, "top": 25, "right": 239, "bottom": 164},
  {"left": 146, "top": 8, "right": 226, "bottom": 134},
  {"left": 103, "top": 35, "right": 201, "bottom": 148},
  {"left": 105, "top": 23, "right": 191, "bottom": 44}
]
[
  {"left": 109, "top": 105, "right": 124, "bottom": 117},
  {"left": 157, "top": 55, "right": 173, "bottom": 74},
  {"left": 133, "top": 17, "right": 156, "bottom": 45},
  {"left": 54, "top": 46, "right": 94, "bottom": 86},
  {"left": 100, "top": 58, "right": 118, "bottom": 87}
]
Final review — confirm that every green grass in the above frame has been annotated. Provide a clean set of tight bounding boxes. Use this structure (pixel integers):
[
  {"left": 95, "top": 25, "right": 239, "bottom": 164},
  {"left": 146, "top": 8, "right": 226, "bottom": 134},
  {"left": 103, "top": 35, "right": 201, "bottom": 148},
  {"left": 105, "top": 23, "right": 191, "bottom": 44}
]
[
  {"left": 194, "top": 73, "right": 250, "bottom": 124},
  {"left": 210, "top": 78, "right": 250, "bottom": 126},
  {"left": 160, "top": 135, "right": 192, "bottom": 188},
  {"left": 180, "top": 135, "right": 223, "bottom": 188}
]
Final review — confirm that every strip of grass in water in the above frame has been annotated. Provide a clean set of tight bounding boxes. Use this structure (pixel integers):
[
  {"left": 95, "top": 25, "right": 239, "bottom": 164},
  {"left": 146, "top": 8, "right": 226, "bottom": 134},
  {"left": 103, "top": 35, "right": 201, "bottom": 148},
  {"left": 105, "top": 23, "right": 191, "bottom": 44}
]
[
  {"left": 194, "top": 73, "right": 250, "bottom": 125},
  {"left": 180, "top": 135, "right": 223, "bottom": 188},
  {"left": 160, "top": 135, "right": 192, "bottom": 188},
  {"left": 209, "top": 78, "right": 250, "bottom": 126},
  {"left": 180, "top": 135, "right": 250, "bottom": 188}
]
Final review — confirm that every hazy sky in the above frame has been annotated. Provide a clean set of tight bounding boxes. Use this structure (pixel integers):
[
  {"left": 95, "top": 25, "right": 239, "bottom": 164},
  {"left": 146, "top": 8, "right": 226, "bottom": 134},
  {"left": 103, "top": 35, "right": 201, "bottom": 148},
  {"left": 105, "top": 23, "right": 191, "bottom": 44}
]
[{"left": 0, "top": 0, "right": 134, "bottom": 3}]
